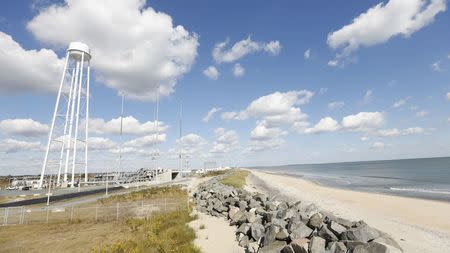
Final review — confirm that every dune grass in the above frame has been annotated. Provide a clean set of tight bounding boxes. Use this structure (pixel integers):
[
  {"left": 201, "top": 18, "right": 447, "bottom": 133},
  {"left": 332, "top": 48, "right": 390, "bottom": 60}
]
[
  {"left": 219, "top": 170, "right": 250, "bottom": 189},
  {"left": 200, "top": 170, "right": 228, "bottom": 178},
  {"left": 98, "top": 185, "right": 186, "bottom": 204}
]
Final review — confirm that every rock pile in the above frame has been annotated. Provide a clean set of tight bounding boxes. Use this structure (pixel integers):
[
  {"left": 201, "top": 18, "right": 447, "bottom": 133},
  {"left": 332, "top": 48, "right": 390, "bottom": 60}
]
[{"left": 194, "top": 177, "right": 402, "bottom": 253}]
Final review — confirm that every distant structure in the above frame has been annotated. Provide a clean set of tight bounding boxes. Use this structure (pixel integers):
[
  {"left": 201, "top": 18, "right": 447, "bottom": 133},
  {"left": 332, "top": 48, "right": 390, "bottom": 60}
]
[
  {"left": 203, "top": 161, "right": 217, "bottom": 171},
  {"left": 39, "top": 42, "right": 91, "bottom": 189}
]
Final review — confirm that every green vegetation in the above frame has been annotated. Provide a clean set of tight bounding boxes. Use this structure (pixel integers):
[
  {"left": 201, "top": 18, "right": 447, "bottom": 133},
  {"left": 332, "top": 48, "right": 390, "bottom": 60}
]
[
  {"left": 98, "top": 185, "right": 186, "bottom": 204},
  {"left": 220, "top": 170, "right": 250, "bottom": 189},
  {"left": 200, "top": 170, "right": 227, "bottom": 177},
  {"left": 0, "top": 177, "right": 10, "bottom": 189},
  {"left": 92, "top": 209, "right": 200, "bottom": 253}
]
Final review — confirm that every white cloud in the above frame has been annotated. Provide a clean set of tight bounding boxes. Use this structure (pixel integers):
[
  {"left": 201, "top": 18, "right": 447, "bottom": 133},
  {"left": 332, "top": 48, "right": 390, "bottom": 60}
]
[
  {"left": 377, "top": 128, "right": 401, "bottom": 137},
  {"left": 232, "top": 63, "right": 245, "bottom": 77},
  {"left": 371, "top": 141, "right": 386, "bottom": 150},
  {"left": 304, "top": 117, "right": 340, "bottom": 134},
  {"left": 221, "top": 90, "right": 312, "bottom": 127},
  {"left": 328, "top": 60, "right": 339, "bottom": 67},
  {"left": 203, "top": 66, "right": 219, "bottom": 80},
  {"left": 0, "top": 139, "right": 41, "bottom": 153},
  {"left": 446, "top": 92, "right": 450, "bottom": 100},
  {"left": 319, "top": 88, "right": 328, "bottom": 95},
  {"left": 0, "top": 32, "right": 64, "bottom": 93},
  {"left": 431, "top": 61, "right": 443, "bottom": 72},
  {"left": 0, "top": 118, "right": 49, "bottom": 137},
  {"left": 250, "top": 121, "right": 287, "bottom": 140},
  {"left": 88, "top": 137, "right": 117, "bottom": 151},
  {"left": 246, "top": 138, "right": 284, "bottom": 153},
  {"left": 212, "top": 36, "right": 281, "bottom": 63},
  {"left": 177, "top": 133, "right": 207, "bottom": 155},
  {"left": 393, "top": 97, "right": 412, "bottom": 108},
  {"left": 304, "top": 49, "right": 311, "bottom": 60},
  {"left": 360, "top": 136, "right": 369, "bottom": 141},
  {"left": 416, "top": 110, "right": 428, "bottom": 117},
  {"left": 89, "top": 116, "right": 167, "bottom": 135},
  {"left": 124, "top": 134, "right": 166, "bottom": 148},
  {"left": 327, "top": 0, "right": 446, "bottom": 59},
  {"left": 210, "top": 128, "right": 239, "bottom": 153},
  {"left": 363, "top": 89, "right": 373, "bottom": 104},
  {"left": 342, "top": 112, "right": 385, "bottom": 131},
  {"left": 27, "top": 0, "right": 199, "bottom": 101},
  {"left": 403, "top": 127, "right": 424, "bottom": 135},
  {"left": 328, "top": 101, "right": 345, "bottom": 110},
  {"left": 377, "top": 127, "right": 424, "bottom": 137},
  {"left": 203, "top": 107, "right": 222, "bottom": 122}
]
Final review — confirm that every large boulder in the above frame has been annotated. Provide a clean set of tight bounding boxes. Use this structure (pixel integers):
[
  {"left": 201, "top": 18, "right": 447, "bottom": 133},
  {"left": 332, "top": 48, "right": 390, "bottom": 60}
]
[
  {"left": 237, "top": 223, "right": 251, "bottom": 235},
  {"left": 309, "top": 236, "right": 326, "bottom": 253},
  {"left": 250, "top": 222, "right": 266, "bottom": 241},
  {"left": 318, "top": 225, "right": 338, "bottom": 242},
  {"left": 230, "top": 210, "right": 247, "bottom": 225},
  {"left": 308, "top": 213, "right": 323, "bottom": 229},
  {"left": 341, "top": 224, "right": 380, "bottom": 242},
  {"left": 263, "top": 224, "right": 280, "bottom": 246},
  {"left": 259, "top": 241, "right": 287, "bottom": 253},
  {"left": 352, "top": 241, "right": 393, "bottom": 253},
  {"left": 289, "top": 222, "right": 313, "bottom": 240},
  {"left": 326, "top": 241, "right": 347, "bottom": 253},
  {"left": 328, "top": 221, "right": 347, "bottom": 236},
  {"left": 290, "top": 238, "right": 309, "bottom": 253},
  {"left": 276, "top": 228, "right": 290, "bottom": 241}
]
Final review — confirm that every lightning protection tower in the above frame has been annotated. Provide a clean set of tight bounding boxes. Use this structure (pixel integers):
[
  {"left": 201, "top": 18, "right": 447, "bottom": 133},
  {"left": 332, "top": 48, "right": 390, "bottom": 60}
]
[{"left": 39, "top": 42, "right": 91, "bottom": 189}]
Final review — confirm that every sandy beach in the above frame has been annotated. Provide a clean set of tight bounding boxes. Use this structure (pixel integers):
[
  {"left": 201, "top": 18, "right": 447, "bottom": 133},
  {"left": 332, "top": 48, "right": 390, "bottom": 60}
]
[{"left": 245, "top": 170, "right": 450, "bottom": 253}]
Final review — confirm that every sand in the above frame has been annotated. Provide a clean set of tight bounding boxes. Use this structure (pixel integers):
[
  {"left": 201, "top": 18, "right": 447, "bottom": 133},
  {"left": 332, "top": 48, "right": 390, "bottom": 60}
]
[{"left": 247, "top": 170, "right": 450, "bottom": 253}]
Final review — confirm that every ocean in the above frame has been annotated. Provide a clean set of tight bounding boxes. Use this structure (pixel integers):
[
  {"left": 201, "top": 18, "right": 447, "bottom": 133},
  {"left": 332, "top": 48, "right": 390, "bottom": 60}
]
[{"left": 252, "top": 157, "right": 450, "bottom": 202}]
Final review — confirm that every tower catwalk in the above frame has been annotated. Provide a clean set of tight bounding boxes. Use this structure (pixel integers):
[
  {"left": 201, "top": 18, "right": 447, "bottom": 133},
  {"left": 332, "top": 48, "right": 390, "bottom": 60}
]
[{"left": 39, "top": 42, "right": 91, "bottom": 189}]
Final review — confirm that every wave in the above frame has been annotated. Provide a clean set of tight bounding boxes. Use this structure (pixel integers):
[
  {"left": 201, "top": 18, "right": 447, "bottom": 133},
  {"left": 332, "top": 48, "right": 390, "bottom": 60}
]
[{"left": 389, "top": 187, "right": 450, "bottom": 195}]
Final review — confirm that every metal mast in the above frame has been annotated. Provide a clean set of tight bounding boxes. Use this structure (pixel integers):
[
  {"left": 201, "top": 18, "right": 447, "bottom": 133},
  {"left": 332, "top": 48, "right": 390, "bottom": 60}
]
[
  {"left": 119, "top": 94, "right": 124, "bottom": 171},
  {"left": 153, "top": 85, "right": 160, "bottom": 181},
  {"left": 39, "top": 42, "right": 91, "bottom": 189},
  {"left": 179, "top": 102, "right": 183, "bottom": 171}
]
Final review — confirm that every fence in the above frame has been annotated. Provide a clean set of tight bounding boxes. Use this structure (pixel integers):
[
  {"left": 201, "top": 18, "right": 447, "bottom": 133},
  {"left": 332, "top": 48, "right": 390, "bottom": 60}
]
[{"left": 0, "top": 198, "right": 187, "bottom": 226}]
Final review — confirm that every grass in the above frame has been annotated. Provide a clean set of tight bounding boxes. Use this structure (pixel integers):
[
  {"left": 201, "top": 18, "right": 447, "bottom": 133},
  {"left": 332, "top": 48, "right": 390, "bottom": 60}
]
[
  {"left": 98, "top": 185, "right": 187, "bottom": 204},
  {"left": 199, "top": 224, "right": 205, "bottom": 230},
  {"left": 200, "top": 170, "right": 228, "bottom": 178},
  {"left": 219, "top": 170, "right": 250, "bottom": 189},
  {"left": 0, "top": 177, "right": 10, "bottom": 189},
  {"left": 91, "top": 209, "right": 200, "bottom": 253}
]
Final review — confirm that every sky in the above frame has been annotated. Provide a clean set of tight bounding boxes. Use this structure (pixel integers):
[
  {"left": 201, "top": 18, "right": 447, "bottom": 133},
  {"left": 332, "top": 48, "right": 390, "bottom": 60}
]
[{"left": 0, "top": 0, "right": 449, "bottom": 175}]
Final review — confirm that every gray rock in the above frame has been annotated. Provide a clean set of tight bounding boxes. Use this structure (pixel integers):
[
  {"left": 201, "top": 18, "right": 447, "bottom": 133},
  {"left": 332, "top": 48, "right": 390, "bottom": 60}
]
[
  {"left": 263, "top": 225, "right": 280, "bottom": 246},
  {"left": 247, "top": 241, "right": 260, "bottom": 253},
  {"left": 238, "top": 235, "right": 250, "bottom": 248},
  {"left": 318, "top": 225, "right": 338, "bottom": 242},
  {"left": 281, "top": 245, "right": 295, "bottom": 253},
  {"left": 352, "top": 241, "right": 391, "bottom": 253},
  {"left": 308, "top": 213, "right": 323, "bottom": 229},
  {"left": 266, "top": 201, "right": 279, "bottom": 211},
  {"left": 289, "top": 222, "right": 313, "bottom": 240},
  {"left": 373, "top": 235, "right": 403, "bottom": 252},
  {"left": 341, "top": 224, "right": 380, "bottom": 242},
  {"left": 290, "top": 238, "right": 309, "bottom": 253},
  {"left": 249, "top": 198, "right": 261, "bottom": 209},
  {"left": 309, "top": 236, "right": 326, "bottom": 253},
  {"left": 276, "top": 228, "right": 289, "bottom": 240},
  {"left": 343, "top": 240, "right": 366, "bottom": 251},
  {"left": 251, "top": 222, "right": 265, "bottom": 241},
  {"left": 259, "top": 241, "right": 287, "bottom": 253},
  {"left": 272, "top": 218, "right": 288, "bottom": 228},
  {"left": 230, "top": 210, "right": 247, "bottom": 225},
  {"left": 328, "top": 221, "right": 347, "bottom": 236},
  {"left": 326, "top": 241, "right": 347, "bottom": 253},
  {"left": 237, "top": 223, "right": 251, "bottom": 235},
  {"left": 239, "top": 200, "right": 248, "bottom": 211}
]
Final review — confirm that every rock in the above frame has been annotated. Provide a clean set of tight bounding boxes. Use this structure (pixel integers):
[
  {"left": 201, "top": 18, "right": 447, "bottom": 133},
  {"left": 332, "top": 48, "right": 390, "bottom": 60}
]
[
  {"left": 290, "top": 238, "right": 309, "bottom": 253},
  {"left": 237, "top": 223, "right": 251, "bottom": 235},
  {"left": 278, "top": 202, "right": 289, "bottom": 210},
  {"left": 309, "top": 236, "right": 325, "bottom": 253},
  {"left": 326, "top": 241, "right": 347, "bottom": 253},
  {"left": 341, "top": 224, "right": 380, "bottom": 242},
  {"left": 247, "top": 241, "right": 260, "bottom": 253},
  {"left": 238, "top": 235, "right": 250, "bottom": 248},
  {"left": 259, "top": 241, "right": 287, "bottom": 253},
  {"left": 198, "top": 199, "right": 207, "bottom": 207},
  {"left": 266, "top": 201, "right": 279, "bottom": 211},
  {"left": 249, "top": 198, "right": 261, "bottom": 209},
  {"left": 251, "top": 222, "right": 265, "bottom": 241},
  {"left": 318, "top": 225, "right": 338, "bottom": 241},
  {"left": 272, "top": 218, "right": 288, "bottom": 228},
  {"left": 230, "top": 210, "right": 247, "bottom": 225},
  {"left": 328, "top": 221, "right": 347, "bottom": 236},
  {"left": 275, "top": 228, "right": 290, "bottom": 241},
  {"left": 373, "top": 235, "right": 403, "bottom": 252},
  {"left": 308, "top": 213, "right": 323, "bottom": 229},
  {"left": 289, "top": 222, "right": 313, "bottom": 240},
  {"left": 281, "top": 245, "right": 295, "bottom": 253},
  {"left": 277, "top": 209, "right": 287, "bottom": 219},
  {"left": 263, "top": 224, "right": 279, "bottom": 246},
  {"left": 352, "top": 241, "right": 392, "bottom": 253},
  {"left": 229, "top": 206, "right": 240, "bottom": 218},
  {"left": 343, "top": 240, "right": 366, "bottom": 251}
]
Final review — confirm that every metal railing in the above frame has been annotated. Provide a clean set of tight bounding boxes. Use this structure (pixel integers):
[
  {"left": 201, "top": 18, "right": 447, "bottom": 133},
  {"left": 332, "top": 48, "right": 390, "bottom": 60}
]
[{"left": 0, "top": 198, "right": 187, "bottom": 226}]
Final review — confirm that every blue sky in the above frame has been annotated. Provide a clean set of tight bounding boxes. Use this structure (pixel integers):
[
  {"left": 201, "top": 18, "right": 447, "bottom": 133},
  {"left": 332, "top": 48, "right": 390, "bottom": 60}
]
[{"left": 0, "top": 0, "right": 449, "bottom": 175}]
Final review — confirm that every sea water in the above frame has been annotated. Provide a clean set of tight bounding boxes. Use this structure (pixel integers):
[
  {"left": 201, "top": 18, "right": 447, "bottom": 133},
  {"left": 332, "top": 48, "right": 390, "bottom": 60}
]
[{"left": 252, "top": 157, "right": 450, "bottom": 202}]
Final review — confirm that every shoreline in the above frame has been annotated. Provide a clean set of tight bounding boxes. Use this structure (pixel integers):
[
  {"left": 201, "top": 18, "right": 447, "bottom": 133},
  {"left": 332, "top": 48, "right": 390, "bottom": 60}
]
[
  {"left": 246, "top": 169, "right": 450, "bottom": 253},
  {"left": 259, "top": 169, "right": 450, "bottom": 204}
]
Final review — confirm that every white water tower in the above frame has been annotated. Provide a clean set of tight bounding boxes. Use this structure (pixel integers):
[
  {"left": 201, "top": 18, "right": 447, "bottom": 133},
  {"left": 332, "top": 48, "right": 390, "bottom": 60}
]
[{"left": 39, "top": 42, "right": 91, "bottom": 189}]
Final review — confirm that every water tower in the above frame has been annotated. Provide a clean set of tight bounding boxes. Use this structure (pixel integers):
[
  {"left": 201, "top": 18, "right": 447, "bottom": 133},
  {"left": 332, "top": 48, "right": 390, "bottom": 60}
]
[{"left": 39, "top": 42, "right": 91, "bottom": 189}]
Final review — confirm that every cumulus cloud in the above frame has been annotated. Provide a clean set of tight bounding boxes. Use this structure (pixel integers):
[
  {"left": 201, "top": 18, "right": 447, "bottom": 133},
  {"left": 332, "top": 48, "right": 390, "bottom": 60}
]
[
  {"left": 88, "top": 137, "right": 117, "bottom": 151},
  {"left": 446, "top": 92, "right": 450, "bottom": 100},
  {"left": 327, "top": 0, "right": 446, "bottom": 62},
  {"left": 221, "top": 90, "right": 312, "bottom": 127},
  {"left": 0, "top": 32, "right": 64, "bottom": 93},
  {"left": 328, "top": 101, "right": 344, "bottom": 110},
  {"left": 319, "top": 88, "right": 328, "bottom": 95},
  {"left": 304, "top": 49, "right": 311, "bottom": 60},
  {"left": 177, "top": 133, "right": 207, "bottom": 155},
  {"left": 212, "top": 36, "right": 281, "bottom": 63},
  {"left": 393, "top": 97, "right": 412, "bottom": 108},
  {"left": 203, "top": 107, "right": 222, "bottom": 122},
  {"left": 0, "top": 118, "right": 49, "bottom": 137},
  {"left": 89, "top": 116, "right": 167, "bottom": 135},
  {"left": 416, "top": 110, "right": 428, "bottom": 117},
  {"left": 124, "top": 133, "right": 166, "bottom": 148},
  {"left": 342, "top": 112, "right": 385, "bottom": 131},
  {"left": 27, "top": 0, "right": 199, "bottom": 101},
  {"left": 250, "top": 121, "right": 287, "bottom": 140},
  {"left": 370, "top": 141, "right": 386, "bottom": 150},
  {"left": 203, "top": 66, "right": 219, "bottom": 80},
  {"left": 376, "top": 127, "right": 424, "bottom": 137},
  {"left": 431, "top": 61, "right": 443, "bottom": 71},
  {"left": 304, "top": 117, "right": 340, "bottom": 134},
  {"left": 232, "top": 63, "right": 245, "bottom": 77},
  {"left": 210, "top": 128, "right": 239, "bottom": 153},
  {"left": 0, "top": 139, "right": 41, "bottom": 153},
  {"left": 246, "top": 138, "right": 284, "bottom": 153},
  {"left": 363, "top": 89, "right": 373, "bottom": 104},
  {"left": 360, "top": 136, "right": 369, "bottom": 141}
]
